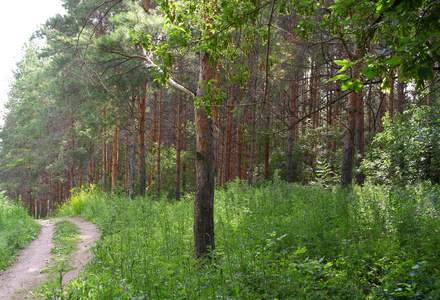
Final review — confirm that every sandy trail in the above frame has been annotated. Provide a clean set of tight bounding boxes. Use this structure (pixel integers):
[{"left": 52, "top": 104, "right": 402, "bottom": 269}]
[{"left": 0, "top": 218, "right": 100, "bottom": 300}]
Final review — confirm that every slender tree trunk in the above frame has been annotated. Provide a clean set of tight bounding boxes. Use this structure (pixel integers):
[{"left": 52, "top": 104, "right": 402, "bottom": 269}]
[
  {"left": 102, "top": 110, "right": 108, "bottom": 193},
  {"left": 397, "top": 75, "right": 405, "bottom": 114},
  {"left": 264, "top": 88, "right": 271, "bottom": 180},
  {"left": 311, "top": 60, "right": 319, "bottom": 129},
  {"left": 355, "top": 89, "right": 365, "bottom": 186},
  {"left": 149, "top": 91, "right": 158, "bottom": 190},
  {"left": 156, "top": 89, "right": 163, "bottom": 199},
  {"left": 236, "top": 87, "right": 244, "bottom": 180},
  {"left": 138, "top": 85, "right": 147, "bottom": 196},
  {"left": 247, "top": 75, "right": 257, "bottom": 185},
  {"left": 287, "top": 77, "right": 298, "bottom": 183},
  {"left": 129, "top": 130, "right": 136, "bottom": 200},
  {"left": 379, "top": 92, "right": 387, "bottom": 132},
  {"left": 389, "top": 74, "right": 395, "bottom": 121},
  {"left": 248, "top": 100, "right": 256, "bottom": 185},
  {"left": 224, "top": 83, "right": 235, "bottom": 184},
  {"left": 125, "top": 134, "right": 129, "bottom": 195},
  {"left": 175, "top": 92, "right": 183, "bottom": 201},
  {"left": 111, "top": 127, "right": 119, "bottom": 191},
  {"left": 70, "top": 117, "right": 76, "bottom": 190},
  {"left": 194, "top": 51, "right": 216, "bottom": 258}
]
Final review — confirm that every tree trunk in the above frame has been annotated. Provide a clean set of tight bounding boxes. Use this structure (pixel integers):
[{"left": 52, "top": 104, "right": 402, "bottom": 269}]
[
  {"left": 354, "top": 89, "right": 365, "bottom": 186},
  {"left": 129, "top": 131, "right": 136, "bottom": 200},
  {"left": 149, "top": 91, "right": 158, "bottom": 190},
  {"left": 247, "top": 76, "right": 257, "bottom": 185},
  {"left": 224, "top": 83, "right": 235, "bottom": 184},
  {"left": 175, "top": 92, "right": 183, "bottom": 201},
  {"left": 138, "top": 85, "right": 147, "bottom": 196},
  {"left": 111, "top": 127, "right": 119, "bottom": 191},
  {"left": 194, "top": 52, "right": 216, "bottom": 258},
  {"left": 264, "top": 88, "right": 271, "bottom": 180},
  {"left": 156, "top": 89, "right": 163, "bottom": 199},
  {"left": 236, "top": 87, "right": 244, "bottom": 180},
  {"left": 397, "top": 75, "right": 405, "bottom": 114},
  {"left": 124, "top": 134, "right": 129, "bottom": 195},
  {"left": 389, "top": 74, "right": 395, "bottom": 121},
  {"left": 102, "top": 110, "right": 108, "bottom": 193},
  {"left": 287, "top": 77, "right": 298, "bottom": 183},
  {"left": 341, "top": 91, "right": 357, "bottom": 188},
  {"left": 341, "top": 51, "right": 361, "bottom": 188},
  {"left": 379, "top": 92, "right": 387, "bottom": 132}
]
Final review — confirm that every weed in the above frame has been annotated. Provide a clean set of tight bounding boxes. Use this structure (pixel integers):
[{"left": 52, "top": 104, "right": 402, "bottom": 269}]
[{"left": 54, "top": 182, "right": 440, "bottom": 299}]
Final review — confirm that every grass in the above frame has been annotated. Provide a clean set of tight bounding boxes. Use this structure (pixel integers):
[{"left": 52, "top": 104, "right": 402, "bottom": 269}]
[
  {"left": 37, "top": 219, "right": 80, "bottom": 298},
  {"left": 0, "top": 196, "right": 39, "bottom": 273},
  {"left": 54, "top": 181, "right": 440, "bottom": 299}
]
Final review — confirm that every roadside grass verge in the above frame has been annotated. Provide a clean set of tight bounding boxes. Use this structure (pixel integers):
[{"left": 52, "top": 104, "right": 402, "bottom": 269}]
[
  {"left": 0, "top": 197, "right": 39, "bottom": 273},
  {"left": 55, "top": 182, "right": 440, "bottom": 299}
]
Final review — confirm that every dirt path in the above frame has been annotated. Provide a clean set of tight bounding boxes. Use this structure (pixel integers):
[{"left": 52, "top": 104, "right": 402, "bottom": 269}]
[{"left": 0, "top": 218, "right": 100, "bottom": 300}]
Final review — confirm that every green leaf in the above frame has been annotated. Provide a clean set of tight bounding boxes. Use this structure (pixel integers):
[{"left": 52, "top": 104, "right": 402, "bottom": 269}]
[
  {"left": 385, "top": 57, "right": 402, "bottom": 65},
  {"left": 341, "top": 81, "right": 355, "bottom": 91},
  {"left": 354, "top": 79, "right": 364, "bottom": 93},
  {"left": 334, "top": 59, "right": 348, "bottom": 66},
  {"left": 325, "top": 74, "right": 350, "bottom": 83},
  {"left": 417, "top": 67, "right": 432, "bottom": 79},
  {"left": 365, "top": 68, "right": 376, "bottom": 79},
  {"left": 401, "top": 36, "right": 410, "bottom": 45}
]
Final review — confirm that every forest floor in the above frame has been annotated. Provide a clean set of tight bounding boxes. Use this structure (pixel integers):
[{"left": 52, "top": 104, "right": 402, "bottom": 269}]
[{"left": 0, "top": 217, "right": 100, "bottom": 300}]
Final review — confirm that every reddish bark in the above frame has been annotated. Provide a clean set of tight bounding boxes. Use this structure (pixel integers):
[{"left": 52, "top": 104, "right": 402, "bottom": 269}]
[
  {"left": 138, "top": 84, "right": 147, "bottom": 196},
  {"left": 111, "top": 127, "right": 119, "bottom": 191},
  {"left": 175, "top": 91, "right": 183, "bottom": 201},
  {"left": 156, "top": 89, "right": 163, "bottom": 199}
]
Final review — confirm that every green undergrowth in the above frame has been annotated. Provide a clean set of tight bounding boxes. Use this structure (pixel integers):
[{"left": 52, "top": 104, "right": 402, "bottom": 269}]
[
  {"left": 0, "top": 196, "right": 39, "bottom": 273},
  {"left": 37, "top": 220, "right": 80, "bottom": 298},
  {"left": 55, "top": 181, "right": 440, "bottom": 299}
]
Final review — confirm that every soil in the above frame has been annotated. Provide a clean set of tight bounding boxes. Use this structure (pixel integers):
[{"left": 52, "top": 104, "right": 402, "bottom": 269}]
[{"left": 0, "top": 217, "right": 100, "bottom": 300}]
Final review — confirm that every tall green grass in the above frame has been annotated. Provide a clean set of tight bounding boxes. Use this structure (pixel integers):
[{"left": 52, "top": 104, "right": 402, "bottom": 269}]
[
  {"left": 57, "top": 182, "right": 440, "bottom": 299},
  {"left": 0, "top": 196, "right": 39, "bottom": 272}
]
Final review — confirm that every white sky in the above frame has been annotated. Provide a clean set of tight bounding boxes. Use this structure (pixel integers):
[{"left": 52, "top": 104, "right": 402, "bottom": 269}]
[{"left": 0, "top": 0, "right": 66, "bottom": 124}]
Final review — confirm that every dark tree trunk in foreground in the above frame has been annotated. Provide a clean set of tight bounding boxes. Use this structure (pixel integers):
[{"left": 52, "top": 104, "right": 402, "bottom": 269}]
[{"left": 194, "top": 52, "right": 216, "bottom": 258}]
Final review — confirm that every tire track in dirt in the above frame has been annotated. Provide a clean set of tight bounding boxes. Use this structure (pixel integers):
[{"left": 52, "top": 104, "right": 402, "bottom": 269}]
[{"left": 0, "top": 218, "right": 100, "bottom": 299}]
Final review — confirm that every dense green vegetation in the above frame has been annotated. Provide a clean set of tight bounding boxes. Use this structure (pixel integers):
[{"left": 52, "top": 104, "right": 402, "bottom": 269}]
[
  {"left": 0, "top": 196, "right": 39, "bottom": 272},
  {"left": 0, "top": 0, "right": 439, "bottom": 296},
  {"left": 55, "top": 182, "right": 440, "bottom": 299}
]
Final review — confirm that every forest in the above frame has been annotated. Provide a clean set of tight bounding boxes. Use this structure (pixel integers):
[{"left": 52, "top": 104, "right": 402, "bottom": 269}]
[{"left": 0, "top": 0, "right": 440, "bottom": 298}]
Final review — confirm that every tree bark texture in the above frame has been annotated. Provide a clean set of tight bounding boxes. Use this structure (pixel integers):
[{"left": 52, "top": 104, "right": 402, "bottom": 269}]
[
  {"left": 111, "top": 127, "right": 119, "bottom": 191},
  {"left": 138, "top": 85, "right": 147, "bottom": 196},
  {"left": 175, "top": 92, "right": 183, "bottom": 201},
  {"left": 156, "top": 89, "right": 163, "bottom": 199},
  {"left": 355, "top": 89, "right": 365, "bottom": 186},
  {"left": 194, "top": 52, "right": 216, "bottom": 258},
  {"left": 341, "top": 53, "right": 361, "bottom": 188}
]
